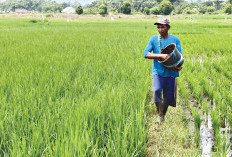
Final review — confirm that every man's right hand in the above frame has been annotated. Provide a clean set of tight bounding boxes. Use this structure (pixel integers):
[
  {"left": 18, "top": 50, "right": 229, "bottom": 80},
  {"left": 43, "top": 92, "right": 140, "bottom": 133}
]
[
  {"left": 173, "top": 66, "right": 182, "bottom": 71},
  {"left": 159, "top": 54, "right": 169, "bottom": 61},
  {"left": 145, "top": 52, "right": 169, "bottom": 60}
]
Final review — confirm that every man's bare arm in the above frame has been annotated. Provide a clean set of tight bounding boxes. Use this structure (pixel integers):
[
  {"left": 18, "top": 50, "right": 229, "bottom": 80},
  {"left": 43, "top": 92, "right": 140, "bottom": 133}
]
[
  {"left": 145, "top": 52, "right": 169, "bottom": 60},
  {"left": 145, "top": 52, "right": 183, "bottom": 71}
]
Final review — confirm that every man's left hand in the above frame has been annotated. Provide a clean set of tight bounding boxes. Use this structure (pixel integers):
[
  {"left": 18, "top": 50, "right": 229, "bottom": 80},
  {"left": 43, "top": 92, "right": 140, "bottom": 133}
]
[{"left": 173, "top": 66, "right": 182, "bottom": 71}]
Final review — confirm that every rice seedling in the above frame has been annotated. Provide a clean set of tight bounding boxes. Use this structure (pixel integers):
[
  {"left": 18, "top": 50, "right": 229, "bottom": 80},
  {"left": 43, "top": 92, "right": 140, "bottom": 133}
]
[
  {"left": 202, "top": 100, "right": 209, "bottom": 119},
  {"left": 191, "top": 107, "right": 202, "bottom": 147}
]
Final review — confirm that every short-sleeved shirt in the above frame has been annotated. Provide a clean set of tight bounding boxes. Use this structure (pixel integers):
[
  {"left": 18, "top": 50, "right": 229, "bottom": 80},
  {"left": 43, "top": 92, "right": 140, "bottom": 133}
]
[{"left": 144, "top": 35, "right": 183, "bottom": 77}]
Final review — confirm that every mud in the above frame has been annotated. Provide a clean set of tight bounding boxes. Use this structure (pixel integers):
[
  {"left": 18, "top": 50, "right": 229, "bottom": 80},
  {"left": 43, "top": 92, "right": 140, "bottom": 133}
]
[
  {"left": 200, "top": 113, "right": 214, "bottom": 157},
  {"left": 182, "top": 105, "right": 195, "bottom": 133},
  {"left": 221, "top": 119, "right": 232, "bottom": 157}
]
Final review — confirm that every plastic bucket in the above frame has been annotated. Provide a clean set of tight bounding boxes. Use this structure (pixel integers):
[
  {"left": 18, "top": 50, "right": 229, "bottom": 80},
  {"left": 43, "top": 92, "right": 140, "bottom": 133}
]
[{"left": 158, "top": 44, "right": 184, "bottom": 68}]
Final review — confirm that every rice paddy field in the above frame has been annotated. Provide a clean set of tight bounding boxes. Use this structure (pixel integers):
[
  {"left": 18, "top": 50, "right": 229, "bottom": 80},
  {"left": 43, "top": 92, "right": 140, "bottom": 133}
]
[{"left": 0, "top": 15, "right": 232, "bottom": 156}]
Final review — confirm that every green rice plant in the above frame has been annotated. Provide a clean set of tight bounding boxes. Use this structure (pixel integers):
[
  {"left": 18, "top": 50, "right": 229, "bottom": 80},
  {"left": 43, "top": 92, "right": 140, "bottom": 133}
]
[
  {"left": 178, "top": 78, "right": 190, "bottom": 108},
  {"left": 191, "top": 107, "right": 202, "bottom": 147},
  {"left": 0, "top": 18, "right": 153, "bottom": 156},
  {"left": 221, "top": 133, "right": 228, "bottom": 156},
  {"left": 177, "top": 15, "right": 232, "bottom": 156},
  {"left": 214, "top": 132, "right": 222, "bottom": 154},
  {"left": 218, "top": 101, "right": 227, "bottom": 128},
  {"left": 210, "top": 109, "right": 227, "bottom": 154},
  {"left": 227, "top": 112, "right": 232, "bottom": 129},
  {"left": 211, "top": 110, "right": 221, "bottom": 134},
  {"left": 202, "top": 100, "right": 209, "bottom": 119},
  {"left": 185, "top": 71, "right": 203, "bottom": 104},
  {"left": 214, "top": 131, "right": 228, "bottom": 156}
]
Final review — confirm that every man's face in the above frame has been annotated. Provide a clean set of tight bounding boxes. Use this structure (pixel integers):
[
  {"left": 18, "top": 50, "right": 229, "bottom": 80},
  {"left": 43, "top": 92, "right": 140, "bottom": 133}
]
[{"left": 157, "top": 24, "right": 169, "bottom": 36}]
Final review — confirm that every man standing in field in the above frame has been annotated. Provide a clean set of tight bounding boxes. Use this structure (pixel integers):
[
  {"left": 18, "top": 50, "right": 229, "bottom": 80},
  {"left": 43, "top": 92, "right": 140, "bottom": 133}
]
[{"left": 144, "top": 18, "right": 183, "bottom": 123}]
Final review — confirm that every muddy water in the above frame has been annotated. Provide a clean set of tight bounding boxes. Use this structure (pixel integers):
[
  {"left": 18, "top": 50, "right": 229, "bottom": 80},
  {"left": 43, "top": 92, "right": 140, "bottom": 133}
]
[
  {"left": 182, "top": 105, "right": 195, "bottom": 133},
  {"left": 222, "top": 119, "right": 232, "bottom": 157},
  {"left": 200, "top": 113, "right": 214, "bottom": 157},
  {"left": 227, "top": 131, "right": 232, "bottom": 157}
]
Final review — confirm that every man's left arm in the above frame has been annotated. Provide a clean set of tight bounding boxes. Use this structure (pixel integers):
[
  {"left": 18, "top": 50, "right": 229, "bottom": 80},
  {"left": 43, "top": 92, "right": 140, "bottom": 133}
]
[
  {"left": 176, "top": 37, "right": 183, "bottom": 57},
  {"left": 173, "top": 37, "right": 183, "bottom": 71}
]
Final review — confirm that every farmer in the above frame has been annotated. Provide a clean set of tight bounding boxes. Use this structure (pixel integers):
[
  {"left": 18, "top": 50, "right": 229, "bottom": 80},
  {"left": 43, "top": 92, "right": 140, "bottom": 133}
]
[{"left": 144, "top": 18, "right": 183, "bottom": 123}]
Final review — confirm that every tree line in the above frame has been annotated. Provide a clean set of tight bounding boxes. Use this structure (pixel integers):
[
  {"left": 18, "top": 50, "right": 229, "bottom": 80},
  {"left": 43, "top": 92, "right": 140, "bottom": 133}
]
[
  {"left": 80, "top": 0, "right": 232, "bottom": 15},
  {"left": 0, "top": 0, "right": 79, "bottom": 12},
  {"left": 0, "top": 0, "right": 232, "bottom": 14}
]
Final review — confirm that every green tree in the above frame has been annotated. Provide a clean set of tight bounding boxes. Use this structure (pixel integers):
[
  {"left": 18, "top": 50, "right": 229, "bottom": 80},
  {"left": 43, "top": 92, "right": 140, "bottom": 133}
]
[
  {"left": 109, "top": 7, "right": 117, "bottom": 13},
  {"left": 76, "top": 5, "right": 83, "bottom": 15},
  {"left": 159, "top": 0, "right": 173, "bottom": 15},
  {"left": 150, "top": 7, "right": 160, "bottom": 15},
  {"left": 224, "top": 3, "right": 232, "bottom": 14},
  {"left": 203, "top": 1, "right": 213, "bottom": 6},
  {"left": 121, "top": 1, "right": 131, "bottom": 14},
  {"left": 169, "top": 0, "right": 184, "bottom": 5},
  {"left": 143, "top": 7, "right": 150, "bottom": 15},
  {"left": 41, "top": 1, "right": 62, "bottom": 13},
  {"left": 137, "top": 1, "right": 157, "bottom": 12},
  {"left": 182, "top": 7, "right": 198, "bottom": 14},
  {"left": 61, "top": 2, "right": 69, "bottom": 9},
  {"left": 206, "top": 6, "right": 215, "bottom": 13},
  {"left": 84, "top": 8, "right": 98, "bottom": 14},
  {"left": 98, "top": 4, "right": 107, "bottom": 16},
  {"left": 199, "top": 6, "right": 207, "bottom": 14},
  {"left": 214, "top": 0, "right": 223, "bottom": 10},
  {"left": 0, "top": 0, "right": 45, "bottom": 12},
  {"left": 174, "top": 2, "right": 202, "bottom": 14},
  {"left": 173, "top": 2, "right": 188, "bottom": 14}
]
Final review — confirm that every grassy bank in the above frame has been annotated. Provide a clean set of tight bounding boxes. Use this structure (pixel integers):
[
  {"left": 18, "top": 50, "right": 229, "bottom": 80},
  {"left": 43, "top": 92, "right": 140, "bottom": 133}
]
[{"left": 145, "top": 90, "right": 200, "bottom": 157}]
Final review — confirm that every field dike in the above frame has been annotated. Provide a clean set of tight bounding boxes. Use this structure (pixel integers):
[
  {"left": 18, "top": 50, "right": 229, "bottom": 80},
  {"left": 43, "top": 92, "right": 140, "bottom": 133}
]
[{"left": 145, "top": 87, "right": 200, "bottom": 156}]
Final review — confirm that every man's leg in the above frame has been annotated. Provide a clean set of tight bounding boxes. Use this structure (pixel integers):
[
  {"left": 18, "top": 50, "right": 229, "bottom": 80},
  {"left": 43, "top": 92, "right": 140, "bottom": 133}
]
[
  {"left": 160, "top": 104, "right": 168, "bottom": 120},
  {"left": 155, "top": 101, "right": 162, "bottom": 114},
  {"left": 152, "top": 75, "right": 163, "bottom": 114},
  {"left": 163, "top": 77, "right": 177, "bottom": 107},
  {"left": 152, "top": 75, "right": 170, "bottom": 123},
  {"left": 155, "top": 101, "right": 168, "bottom": 123},
  {"left": 159, "top": 77, "right": 176, "bottom": 123},
  {"left": 158, "top": 77, "right": 176, "bottom": 123}
]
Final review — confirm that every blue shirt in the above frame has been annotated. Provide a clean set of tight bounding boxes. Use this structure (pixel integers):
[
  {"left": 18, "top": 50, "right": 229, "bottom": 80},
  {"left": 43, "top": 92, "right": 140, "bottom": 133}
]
[{"left": 144, "top": 35, "right": 183, "bottom": 77}]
